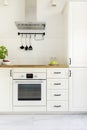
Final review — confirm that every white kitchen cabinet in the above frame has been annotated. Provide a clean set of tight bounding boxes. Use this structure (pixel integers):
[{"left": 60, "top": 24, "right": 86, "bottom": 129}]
[
  {"left": 68, "top": 1, "right": 87, "bottom": 112},
  {"left": 47, "top": 68, "right": 69, "bottom": 112},
  {"left": 69, "top": 68, "right": 87, "bottom": 111},
  {"left": 47, "top": 101, "right": 68, "bottom": 112},
  {"left": 47, "top": 68, "right": 68, "bottom": 79},
  {"left": 68, "top": 1, "right": 87, "bottom": 67},
  {"left": 0, "top": 68, "right": 12, "bottom": 111}
]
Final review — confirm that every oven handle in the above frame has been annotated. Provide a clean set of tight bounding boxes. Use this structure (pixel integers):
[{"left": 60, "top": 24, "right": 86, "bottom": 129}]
[{"left": 13, "top": 80, "right": 46, "bottom": 84}]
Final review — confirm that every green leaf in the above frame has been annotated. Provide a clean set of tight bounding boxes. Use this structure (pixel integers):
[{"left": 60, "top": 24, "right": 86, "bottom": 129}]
[{"left": 0, "top": 46, "right": 8, "bottom": 59}]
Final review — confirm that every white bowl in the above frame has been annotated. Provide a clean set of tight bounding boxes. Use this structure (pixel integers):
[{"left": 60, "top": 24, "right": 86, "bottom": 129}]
[{"left": 3, "top": 61, "right": 11, "bottom": 65}]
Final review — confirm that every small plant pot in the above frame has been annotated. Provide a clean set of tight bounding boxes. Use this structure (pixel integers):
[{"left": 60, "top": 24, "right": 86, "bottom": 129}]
[{"left": 0, "top": 59, "right": 3, "bottom": 65}]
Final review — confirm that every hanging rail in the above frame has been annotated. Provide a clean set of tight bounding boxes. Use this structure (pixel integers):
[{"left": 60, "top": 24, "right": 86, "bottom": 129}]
[{"left": 18, "top": 32, "right": 45, "bottom": 36}]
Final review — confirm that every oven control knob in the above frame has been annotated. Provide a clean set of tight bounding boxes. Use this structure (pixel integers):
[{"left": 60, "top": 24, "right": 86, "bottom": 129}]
[
  {"left": 35, "top": 75, "right": 37, "bottom": 78},
  {"left": 21, "top": 75, "right": 24, "bottom": 78}
]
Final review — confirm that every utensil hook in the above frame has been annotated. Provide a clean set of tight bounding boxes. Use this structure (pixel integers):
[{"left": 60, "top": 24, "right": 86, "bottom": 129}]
[
  {"left": 21, "top": 33, "right": 23, "bottom": 42},
  {"left": 34, "top": 33, "right": 44, "bottom": 41},
  {"left": 29, "top": 34, "right": 31, "bottom": 44}
]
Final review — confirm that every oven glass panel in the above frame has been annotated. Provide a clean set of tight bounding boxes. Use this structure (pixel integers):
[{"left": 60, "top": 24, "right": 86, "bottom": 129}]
[{"left": 18, "top": 84, "right": 41, "bottom": 101}]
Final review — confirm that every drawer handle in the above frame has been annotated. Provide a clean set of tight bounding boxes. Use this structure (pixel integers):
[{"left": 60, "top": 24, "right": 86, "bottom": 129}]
[
  {"left": 54, "top": 83, "right": 61, "bottom": 85},
  {"left": 54, "top": 94, "right": 61, "bottom": 96},
  {"left": 54, "top": 72, "right": 61, "bottom": 74},
  {"left": 54, "top": 105, "right": 61, "bottom": 108}
]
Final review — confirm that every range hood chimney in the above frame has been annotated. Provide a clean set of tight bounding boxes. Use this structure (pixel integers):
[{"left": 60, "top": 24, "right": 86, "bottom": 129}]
[
  {"left": 25, "top": 0, "right": 36, "bottom": 22},
  {"left": 15, "top": 0, "right": 45, "bottom": 30}
]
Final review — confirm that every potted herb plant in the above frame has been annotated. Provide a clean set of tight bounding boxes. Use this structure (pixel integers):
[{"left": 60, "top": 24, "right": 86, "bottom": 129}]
[{"left": 0, "top": 46, "right": 8, "bottom": 65}]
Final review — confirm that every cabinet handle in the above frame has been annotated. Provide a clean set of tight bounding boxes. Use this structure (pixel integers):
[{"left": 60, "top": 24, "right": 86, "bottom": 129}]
[
  {"left": 10, "top": 70, "right": 12, "bottom": 77},
  {"left": 54, "top": 72, "right": 61, "bottom": 74},
  {"left": 54, "top": 105, "right": 61, "bottom": 108},
  {"left": 69, "top": 58, "right": 71, "bottom": 65},
  {"left": 69, "top": 70, "right": 71, "bottom": 77},
  {"left": 54, "top": 94, "right": 61, "bottom": 96},
  {"left": 54, "top": 83, "right": 61, "bottom": 85}
]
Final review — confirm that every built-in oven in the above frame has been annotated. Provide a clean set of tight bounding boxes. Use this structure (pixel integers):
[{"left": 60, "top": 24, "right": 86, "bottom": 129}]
[{"left": 13, "top": 72, "right": 46, "bottom": 106}]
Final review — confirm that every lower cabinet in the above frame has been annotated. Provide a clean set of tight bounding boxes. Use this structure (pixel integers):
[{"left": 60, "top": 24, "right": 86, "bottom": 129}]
[
  {"left": 47, "top": 101, "right": 68, "bottom": 112},
  {"left": 47, "top": 68, "right": 69, "bottom": 112},
  {"left": 0, "top": 68, "right": 12, "bottom": 111},
  {"left": 2, "top": 67, "right": 87, "bottom": 113},
  {"left": 69, "top": 68, "right": 87, "bottom": 111},
  {"left": 1, "top": 67, "right": 87, "bottom": 113}
]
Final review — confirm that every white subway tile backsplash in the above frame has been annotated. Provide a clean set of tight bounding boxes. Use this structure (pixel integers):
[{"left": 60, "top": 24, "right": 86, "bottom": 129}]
[{"left": 0, "top": 0, "right": 67, "bottom": 65}]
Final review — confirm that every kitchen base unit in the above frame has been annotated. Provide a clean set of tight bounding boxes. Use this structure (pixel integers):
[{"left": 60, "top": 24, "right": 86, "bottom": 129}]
[
  {"left": 69, "top": 68, "right": 87, "bottom": 112},
  {"left": 0, "top": 66, "right": 69, "bottom": 113},
  {"left": 47, "top": 68, "right": 69, "bottom": 112},
  {"left": 0, "top": 68, "right": 12, "bottom": 112}
]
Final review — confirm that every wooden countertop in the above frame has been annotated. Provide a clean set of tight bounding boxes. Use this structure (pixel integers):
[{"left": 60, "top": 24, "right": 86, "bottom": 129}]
[{"left": 0, "top": 65, "right": 68, "bottom": 68}]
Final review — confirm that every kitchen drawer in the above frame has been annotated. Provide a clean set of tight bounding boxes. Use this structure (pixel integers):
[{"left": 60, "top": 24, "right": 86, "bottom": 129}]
[
  {"left": 47, "top": 101, "right": 68, "bottom": 111},
  {"left": 47, "top": 90, "right": 68, "bottom": 101},
  {"left": 13, "top": 68, "right": 46, "bottom": 73},
  {"left": 47, "top": 79, "right": 68, "bottom": 90},
  {"left": 47, "top": 68, "right": 68, "bottom": 79}
]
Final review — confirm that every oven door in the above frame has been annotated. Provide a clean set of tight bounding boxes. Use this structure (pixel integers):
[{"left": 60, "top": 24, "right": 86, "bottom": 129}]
[{"left": 13, "top": 80, "right": 46, "bottom": 106}]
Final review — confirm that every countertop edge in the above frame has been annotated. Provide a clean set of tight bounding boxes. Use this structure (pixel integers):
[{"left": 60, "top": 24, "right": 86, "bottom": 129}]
[{"left": 0, "top": 65, "right": 69, "bottom": 68}]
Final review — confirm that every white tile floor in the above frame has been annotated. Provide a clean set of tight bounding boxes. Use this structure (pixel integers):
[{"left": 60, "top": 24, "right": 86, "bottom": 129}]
[{"left": 0, "top": 115, "right": 87, "bottom": 130}]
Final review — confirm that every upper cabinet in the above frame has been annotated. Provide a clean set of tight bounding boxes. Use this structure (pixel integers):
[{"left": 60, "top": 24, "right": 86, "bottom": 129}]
[{"left": 68, "top": 1, "right": 87, "bottom": 67}]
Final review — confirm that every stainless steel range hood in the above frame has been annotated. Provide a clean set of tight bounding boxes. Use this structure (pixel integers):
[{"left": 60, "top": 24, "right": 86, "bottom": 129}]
[
  {"left": 15, "top": 0, "right": 45, "bottom": 30},
  {"left": 15, "top": 22, "right": 45, "bottom": 30}
]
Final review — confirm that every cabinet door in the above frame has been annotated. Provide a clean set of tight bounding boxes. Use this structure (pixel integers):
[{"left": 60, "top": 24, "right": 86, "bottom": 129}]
[
  {"left": 69, "top": 68, "right": 87, "bottom": 111},
  {"left": 68, "top": 2, "right": 87, "bottom": 67},
  {"left": 0, "top": 68, "right": 12, "bottom": 111}
]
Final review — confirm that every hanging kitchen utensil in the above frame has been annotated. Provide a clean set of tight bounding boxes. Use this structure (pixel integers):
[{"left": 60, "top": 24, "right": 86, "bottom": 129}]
[
  {"left": 29, "top": 35, "right": 33, "bottom": 51},
  {"left": 25, "top": 34, "right": 28, "bottom": 51},
  {"left": 34, "top": 33, "right": 44, "bottom": 41},
  {"left": 20, "top": 34, "right": 24, "bottom": 49}
]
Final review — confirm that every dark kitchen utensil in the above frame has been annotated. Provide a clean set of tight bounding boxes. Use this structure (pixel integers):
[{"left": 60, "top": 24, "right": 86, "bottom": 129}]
[
  {"left": 25, "top": 45, "right": 28, "bottom": 50},
  {"left": 28, "top": 35, "right": 33, "bottom": 50},
  {"left": 25, "top": 34, "right": 28, "bottom": 51},
  {"left": 29, "top": 45, "right": 33, "bottom": 50},
  {"left": 20, "top": 34, "right": 24, "bottom": 49},
  {"left": 20, "top": 45, "right": 24, "bottom": 49}
]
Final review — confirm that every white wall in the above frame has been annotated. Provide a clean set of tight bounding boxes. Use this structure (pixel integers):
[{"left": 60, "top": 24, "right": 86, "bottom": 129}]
[
  {"left": 63, "top": 2, "right": 69, "bottom": 65},
  {"left": 0, "top": 0, "right": 67, "bottom": 65}
]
